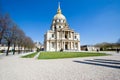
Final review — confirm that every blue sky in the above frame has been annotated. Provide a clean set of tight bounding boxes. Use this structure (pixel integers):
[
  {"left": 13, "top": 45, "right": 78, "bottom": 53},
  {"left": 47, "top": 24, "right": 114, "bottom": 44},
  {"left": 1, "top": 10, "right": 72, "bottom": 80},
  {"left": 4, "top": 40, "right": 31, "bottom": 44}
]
[{"left": 1, "top": 0, "right": 120, "bottom": 45}]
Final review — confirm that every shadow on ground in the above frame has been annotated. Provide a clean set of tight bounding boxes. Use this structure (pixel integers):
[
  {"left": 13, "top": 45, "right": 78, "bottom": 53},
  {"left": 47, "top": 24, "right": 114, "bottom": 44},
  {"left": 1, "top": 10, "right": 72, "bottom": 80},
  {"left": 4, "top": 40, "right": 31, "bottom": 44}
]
[{"left": 73, "top": 59, "right": 120, "bottom": 69}]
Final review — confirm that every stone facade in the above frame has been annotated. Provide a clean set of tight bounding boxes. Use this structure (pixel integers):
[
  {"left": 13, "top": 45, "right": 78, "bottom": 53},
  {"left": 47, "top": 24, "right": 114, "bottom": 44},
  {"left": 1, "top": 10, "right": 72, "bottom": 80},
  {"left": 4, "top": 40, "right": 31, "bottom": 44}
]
[{"left": 44, "top": 3, "right": 80, "bottom": 51}]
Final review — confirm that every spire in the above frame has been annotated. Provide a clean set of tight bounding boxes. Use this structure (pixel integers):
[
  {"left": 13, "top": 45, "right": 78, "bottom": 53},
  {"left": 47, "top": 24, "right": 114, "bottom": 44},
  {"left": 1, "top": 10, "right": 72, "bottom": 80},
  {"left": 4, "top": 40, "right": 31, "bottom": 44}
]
[
  {"left": 57, "top": 2, "right": 61, "bottom": 14},
  {"left": 58, "top": 2, "right": 60, "bottom": 10}
]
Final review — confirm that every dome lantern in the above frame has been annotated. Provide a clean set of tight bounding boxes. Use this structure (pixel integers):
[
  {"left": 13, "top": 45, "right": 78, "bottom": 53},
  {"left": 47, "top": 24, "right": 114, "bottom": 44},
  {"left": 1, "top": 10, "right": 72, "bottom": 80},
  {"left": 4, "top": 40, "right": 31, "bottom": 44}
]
[{"left": 53, "top": 2, "right": 66, "bottom": 20}]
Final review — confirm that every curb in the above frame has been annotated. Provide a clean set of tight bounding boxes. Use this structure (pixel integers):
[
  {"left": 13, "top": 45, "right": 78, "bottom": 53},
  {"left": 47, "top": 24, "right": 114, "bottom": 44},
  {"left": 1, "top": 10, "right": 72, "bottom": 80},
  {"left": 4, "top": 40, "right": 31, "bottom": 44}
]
[{"left": 34, "top": 52, "right": 40, "bottom": 59}]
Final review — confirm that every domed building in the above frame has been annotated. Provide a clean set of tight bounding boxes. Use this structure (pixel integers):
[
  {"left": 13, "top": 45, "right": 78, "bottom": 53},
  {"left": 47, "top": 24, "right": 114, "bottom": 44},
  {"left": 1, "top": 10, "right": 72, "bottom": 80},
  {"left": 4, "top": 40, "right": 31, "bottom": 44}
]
[{"left": 44, "top": 3, "right": 80, "bottom": 51}]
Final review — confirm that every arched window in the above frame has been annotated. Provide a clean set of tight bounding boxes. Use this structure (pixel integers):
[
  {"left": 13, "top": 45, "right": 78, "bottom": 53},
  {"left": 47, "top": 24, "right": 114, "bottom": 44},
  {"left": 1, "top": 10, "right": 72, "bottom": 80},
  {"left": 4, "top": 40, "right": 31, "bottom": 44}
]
[
  {"left": 63, "top": 20, "right": 65, "bottom": 23},
  {"left": 61, "top": 20, "right": 63, "bottom": 23},
  {"left": 59, "top": 26, "right": 61, "bottom": 28},
  {"left": 54, "top": 26, "right": 56, "bottom": 30}
]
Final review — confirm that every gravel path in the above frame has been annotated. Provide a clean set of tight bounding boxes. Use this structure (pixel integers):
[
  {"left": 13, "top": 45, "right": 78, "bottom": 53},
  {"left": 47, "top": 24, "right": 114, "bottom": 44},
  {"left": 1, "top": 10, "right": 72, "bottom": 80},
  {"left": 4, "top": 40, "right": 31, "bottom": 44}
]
[{"left": 0, "top": 53, "right": 120, "bottom": 80}]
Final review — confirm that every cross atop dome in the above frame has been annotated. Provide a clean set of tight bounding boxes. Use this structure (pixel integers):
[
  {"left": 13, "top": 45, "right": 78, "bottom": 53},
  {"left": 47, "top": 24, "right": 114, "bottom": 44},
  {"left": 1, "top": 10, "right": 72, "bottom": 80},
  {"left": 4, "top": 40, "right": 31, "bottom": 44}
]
[{"left": 57, "top": 2, "right": 62, "bottom": 14}]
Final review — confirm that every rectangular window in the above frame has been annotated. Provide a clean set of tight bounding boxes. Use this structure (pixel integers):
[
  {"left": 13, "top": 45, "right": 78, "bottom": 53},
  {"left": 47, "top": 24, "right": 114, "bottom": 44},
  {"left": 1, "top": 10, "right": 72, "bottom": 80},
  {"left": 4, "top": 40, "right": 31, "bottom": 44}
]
[
  {"left": 69, "top": 32, "right": 71, "bottom": 38},
  {"left": 75, "top": 43, "right": 78, "bottom": 48},
  {"left": 52, "top": 42, "right": 54, "bottom": 48},
  {"left": 52, "top": 34, "right": 54, "bottom": 38},
  {"left": 75, "top": 36, "right": 77, "bottom": 39}
]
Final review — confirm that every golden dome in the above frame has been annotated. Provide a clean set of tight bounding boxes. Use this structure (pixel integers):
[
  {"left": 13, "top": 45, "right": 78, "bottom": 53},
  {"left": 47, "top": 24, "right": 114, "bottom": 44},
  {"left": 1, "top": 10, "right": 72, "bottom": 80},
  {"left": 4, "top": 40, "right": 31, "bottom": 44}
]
[{"left": 54, "top": 14, "right": 66, "bottom": 20}]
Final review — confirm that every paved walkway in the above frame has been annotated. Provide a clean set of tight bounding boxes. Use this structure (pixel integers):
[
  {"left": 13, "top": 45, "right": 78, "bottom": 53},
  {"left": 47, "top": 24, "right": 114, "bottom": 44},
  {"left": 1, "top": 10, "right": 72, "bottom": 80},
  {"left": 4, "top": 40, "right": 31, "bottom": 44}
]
[{"left": 0, "top": 52, "right": 120, "bottom": 80}]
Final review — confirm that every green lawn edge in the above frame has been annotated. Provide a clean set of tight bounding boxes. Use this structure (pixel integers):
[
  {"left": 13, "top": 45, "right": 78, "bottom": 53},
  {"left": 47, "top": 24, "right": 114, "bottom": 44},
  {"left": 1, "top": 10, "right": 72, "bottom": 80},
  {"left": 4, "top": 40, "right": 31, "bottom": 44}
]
[
  {"left": 38, "top": 52, "right": 109, "bottom": 59},
  {"left": 22, "top": 52, "right": 38, "bottom": 58}
]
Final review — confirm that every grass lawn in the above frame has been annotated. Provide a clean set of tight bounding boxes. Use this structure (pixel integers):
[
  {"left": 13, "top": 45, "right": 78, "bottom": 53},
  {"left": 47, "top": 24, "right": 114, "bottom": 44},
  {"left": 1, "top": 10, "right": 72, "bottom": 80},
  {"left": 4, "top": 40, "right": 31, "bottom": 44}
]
[
  {"left": 38, "top": 52, "right": 109, "bottom": 59},
  {"left": 22, "top": 52, "right": 38, "bottom": 58}
]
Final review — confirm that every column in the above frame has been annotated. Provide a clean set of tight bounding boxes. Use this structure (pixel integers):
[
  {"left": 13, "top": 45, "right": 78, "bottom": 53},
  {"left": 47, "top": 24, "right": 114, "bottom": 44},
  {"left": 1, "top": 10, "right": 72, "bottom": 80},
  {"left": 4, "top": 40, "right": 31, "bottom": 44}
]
[
  {"left": 69, "top": 42, "right": 71, "bottom": 50},
  {"left": 68, "top": 31, "right": 69, "bottom": 39},
  {"left": 68, "top": 42, "right": 69, "bottom": 50},
  {"left": 70, "top": 32, "right": 72, "bottom": 38},
  {"left": 63, "top": 31, "right": 64, "bottom": 39},
  {"left": 48, "top": 41, "right": 50, "bottom": 51},
  {"left": 63, "top": 42, "right": 64, "bottom": 50},
  {"left": 61, "top": 31, "right": 62, "bottom": 39},
  {"left": 78, "top": 42, "right": 80, "bottom": 51},
  {"left": 74, "top": 42, "right": 75, "bottom": 50},
  {"left": 71, "top": 42, "right": 72, "bottom": 50},
  {"left": 64, "top": 42, "right": 65, "bottom": 50},
  {"left": 67, "top": 31, "right": 68, "bottom": 39},
  {"left": 73, "top": 32, "right": 74, "bottom": 40}
]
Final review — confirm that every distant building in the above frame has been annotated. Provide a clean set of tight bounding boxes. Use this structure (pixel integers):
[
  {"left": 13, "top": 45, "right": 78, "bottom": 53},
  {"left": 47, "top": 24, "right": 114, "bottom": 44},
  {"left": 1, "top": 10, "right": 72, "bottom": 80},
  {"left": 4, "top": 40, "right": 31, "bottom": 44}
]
[
  {"left": 0, "top": 44, "right": 24, "bottom": 52},
  {"left": 81, "top": 45, "right": 100, "bottom": 51},
  {"left": 33, "top": 41, "right": 43, "bottom": 51},
  {"left": 44, "top": 3, "right": 80, "bottom": 51},
  {"left": 34, "top": 41, "right": 42, "bottom": 49}
]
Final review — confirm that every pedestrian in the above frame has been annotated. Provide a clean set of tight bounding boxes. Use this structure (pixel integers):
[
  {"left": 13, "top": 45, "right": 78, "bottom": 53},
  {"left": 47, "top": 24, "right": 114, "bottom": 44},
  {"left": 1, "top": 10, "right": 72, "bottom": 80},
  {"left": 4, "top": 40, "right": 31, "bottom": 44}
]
[
  {"left": 117, "top": 48, "right": 119, "bottom": 53},
  {"left": 97, "top": 49, "right": 99, "bottom": 52}
]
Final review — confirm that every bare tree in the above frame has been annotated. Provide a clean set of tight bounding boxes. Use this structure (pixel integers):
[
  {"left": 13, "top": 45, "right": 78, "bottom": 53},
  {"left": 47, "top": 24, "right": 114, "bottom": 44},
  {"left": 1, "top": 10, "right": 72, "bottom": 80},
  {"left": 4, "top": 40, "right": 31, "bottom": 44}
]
[
  {"left": 2, "top": 14, "right": 14, "bottom": 56},
  {"left": 11, "top": 24, "right": 20, "bottom": 55},
  {"left": 3, "top": 27, "right": 13, "bottom": 56},
  {"left": 23, "top": 36, "right": 34, "bottom": 52},
  {"left": 17, "top": 29, "right": 25, "bottom": 54},
  {"left": 0, "top": 14, "right": 9, "bottom": 44},
  {"left": 1, "top": 14, "right": 35, "bottom": 55},
  {"left": 26, "top": 37, "right": 35, "bottom": 52}
]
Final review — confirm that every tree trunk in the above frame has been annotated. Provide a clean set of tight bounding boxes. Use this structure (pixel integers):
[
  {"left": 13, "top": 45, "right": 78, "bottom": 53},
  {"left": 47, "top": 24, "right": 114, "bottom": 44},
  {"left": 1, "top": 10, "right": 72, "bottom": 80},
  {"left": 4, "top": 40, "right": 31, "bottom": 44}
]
[
  {"left": 0, "top": 38, "right": 2, "bottom": 44},
  {"left": 20, "top": 46, "right": 22, "bottom": 54},
  {"left": 0, "top": 30, "right": 5, "bottom": 44},
  {"left": 13, "top": 43, "right": 16, "bottom": 55},
  {"left": 24, "top": 47, "right": 26, "bottom": 53},
  {"left": 18, "top": 45, "right": 21, "bottom": 54},
  {"left": 31, "top": 48, "right": 32, "bottom": 52},
  {"left": 6, "top": 41, "right": 10, "bottom": 56},
  {"left": 18, "top": 45, "right": 20, "bottom": 54}
]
